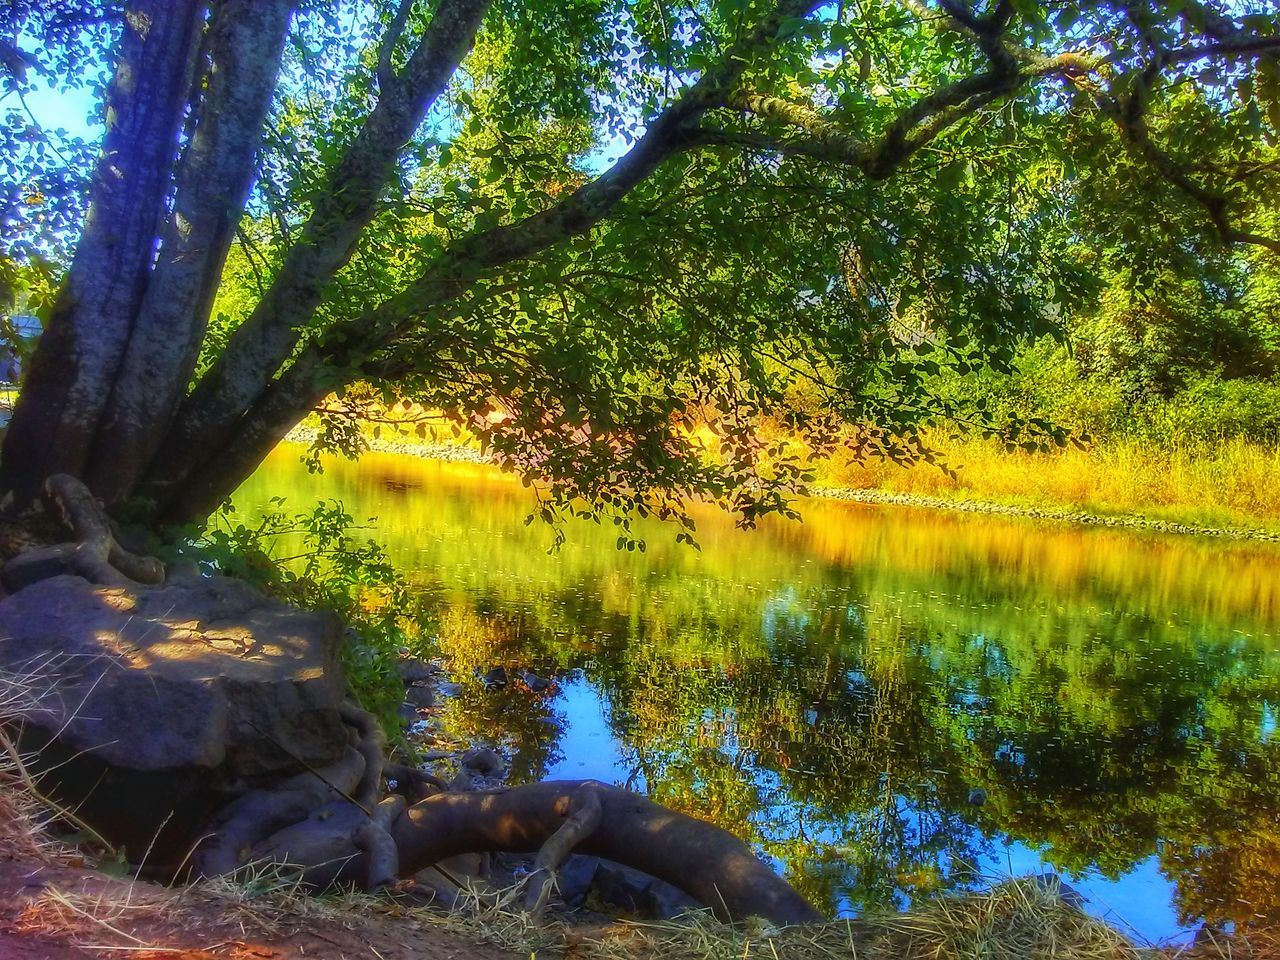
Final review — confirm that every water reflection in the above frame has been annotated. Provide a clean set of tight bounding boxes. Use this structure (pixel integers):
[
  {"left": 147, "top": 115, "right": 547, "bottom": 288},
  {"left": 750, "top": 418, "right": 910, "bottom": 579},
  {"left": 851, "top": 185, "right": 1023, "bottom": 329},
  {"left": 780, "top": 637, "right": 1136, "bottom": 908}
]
[{"left": 238, "top": 447, "right": 1280, "bottom": 944}]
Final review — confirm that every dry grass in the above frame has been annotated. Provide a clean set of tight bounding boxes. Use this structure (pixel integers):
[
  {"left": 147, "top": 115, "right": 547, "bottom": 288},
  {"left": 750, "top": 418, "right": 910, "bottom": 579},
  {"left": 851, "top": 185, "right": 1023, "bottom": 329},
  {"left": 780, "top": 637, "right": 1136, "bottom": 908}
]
[
  {"left": 12, "top": 884, "right": 173, "bottom": 949},
  {"left": 819, "top": 433, "right": 1280, "bottom": 533},
  {"left": 301, "top": 412, "right": 1280, "bottom": 536},
  {"left": 0, "top": 658, "right": 72, "bottom": 863},
  {"left": 0, "top": 658, "right": 118, "bottom": 866},
  {"left": 390, "top": 877, "right": 1142, "bottom": 960}
]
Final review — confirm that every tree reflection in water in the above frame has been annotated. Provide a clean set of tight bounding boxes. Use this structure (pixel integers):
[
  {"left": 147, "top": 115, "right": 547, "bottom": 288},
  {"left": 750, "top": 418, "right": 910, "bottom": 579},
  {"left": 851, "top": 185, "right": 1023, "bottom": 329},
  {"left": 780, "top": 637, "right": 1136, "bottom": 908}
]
[{"left": 239, "top": 448, "right": 1280, "bottom": 938}]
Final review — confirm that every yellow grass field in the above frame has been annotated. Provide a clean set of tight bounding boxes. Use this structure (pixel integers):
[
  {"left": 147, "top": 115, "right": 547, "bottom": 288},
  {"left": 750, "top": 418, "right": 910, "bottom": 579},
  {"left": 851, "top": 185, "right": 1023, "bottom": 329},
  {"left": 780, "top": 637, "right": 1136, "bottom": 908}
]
[{"left": 816, "top": 432, "right": 1280, "bottom": 535}]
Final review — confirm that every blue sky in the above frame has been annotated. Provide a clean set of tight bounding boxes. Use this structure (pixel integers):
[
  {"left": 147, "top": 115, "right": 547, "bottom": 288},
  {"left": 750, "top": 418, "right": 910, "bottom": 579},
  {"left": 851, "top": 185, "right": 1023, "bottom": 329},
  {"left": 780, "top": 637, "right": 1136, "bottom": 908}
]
[{"left": 15, "top": 80, "right": 99, "bottom": 145}]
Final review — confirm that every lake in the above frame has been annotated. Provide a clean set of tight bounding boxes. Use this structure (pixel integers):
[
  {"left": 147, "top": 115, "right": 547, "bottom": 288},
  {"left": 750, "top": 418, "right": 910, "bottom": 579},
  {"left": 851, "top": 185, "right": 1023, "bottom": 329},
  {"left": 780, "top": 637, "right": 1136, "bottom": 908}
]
[{"left": 237, "top": 445, "right": 1280, "bottom": 945}]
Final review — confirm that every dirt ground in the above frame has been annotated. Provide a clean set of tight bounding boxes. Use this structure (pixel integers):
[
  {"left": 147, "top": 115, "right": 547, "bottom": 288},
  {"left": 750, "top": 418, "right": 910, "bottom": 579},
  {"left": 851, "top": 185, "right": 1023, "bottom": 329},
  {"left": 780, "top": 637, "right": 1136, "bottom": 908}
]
[{"left": 0, "top": 858, "right": 520, "bottom": 960}]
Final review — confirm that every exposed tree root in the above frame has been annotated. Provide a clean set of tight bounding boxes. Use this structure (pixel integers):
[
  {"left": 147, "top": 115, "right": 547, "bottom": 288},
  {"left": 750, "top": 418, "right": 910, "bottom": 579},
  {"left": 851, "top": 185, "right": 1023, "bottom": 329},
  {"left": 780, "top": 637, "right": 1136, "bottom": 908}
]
[
  {"left": 193, "top": 746, "right": 369, "bottom": 879},
  {"left": 339, "top": 702, "right": 386, "bottom": 810},
  {"left": 392, "top": 780, "right": 822, "bottom": 925},
  {"left": 383, "top": 762, "right": 449, "bottom": 803},
  {"left": 0, "top": 492, "right": 817, "bottom": 924},
  {"left": 522, "top": 781, "right": 602, "bottom": 916},
  {"left": 1, "top": 474, "right": 165, "bottom": 591},
  {"left": 182, "top": 696, "right": 815, "bottom": 923}
]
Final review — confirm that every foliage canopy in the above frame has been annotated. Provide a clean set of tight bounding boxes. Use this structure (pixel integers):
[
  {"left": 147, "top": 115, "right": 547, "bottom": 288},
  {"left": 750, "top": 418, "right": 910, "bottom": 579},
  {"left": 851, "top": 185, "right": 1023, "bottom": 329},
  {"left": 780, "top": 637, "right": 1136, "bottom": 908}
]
[{"left": 1, "top": 0, "right": 1277, "bottom": 533}]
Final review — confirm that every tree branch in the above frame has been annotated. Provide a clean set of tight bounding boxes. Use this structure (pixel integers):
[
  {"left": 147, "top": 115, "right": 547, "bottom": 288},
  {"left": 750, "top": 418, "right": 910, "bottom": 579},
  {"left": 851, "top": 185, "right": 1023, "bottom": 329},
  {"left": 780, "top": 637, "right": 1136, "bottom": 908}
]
[
  {"left": 377, "top": 0, "right": 416, "bottom": 90},
  {"left": 150, "top": 0, "right": 829, "bottom": 520},
  {"left": 700, "top": 48, "right": 1090, "bottom": 179},
  {"left": 897, "top": 0, "right": 1280, "bottom": 254},
  {"left": 144, "top": 0, "right": 494, "bottom": 501},
  {"left": 1098, "top": 81, "right": 1280, "bottom": 255}
]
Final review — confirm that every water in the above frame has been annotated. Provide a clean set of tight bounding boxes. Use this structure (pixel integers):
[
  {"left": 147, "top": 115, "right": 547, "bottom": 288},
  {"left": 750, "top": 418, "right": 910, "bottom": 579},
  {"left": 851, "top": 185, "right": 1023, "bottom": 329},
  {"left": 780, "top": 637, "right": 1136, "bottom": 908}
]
[{"left": 237, "top": 446, "right": 1280, "bottom": 944}]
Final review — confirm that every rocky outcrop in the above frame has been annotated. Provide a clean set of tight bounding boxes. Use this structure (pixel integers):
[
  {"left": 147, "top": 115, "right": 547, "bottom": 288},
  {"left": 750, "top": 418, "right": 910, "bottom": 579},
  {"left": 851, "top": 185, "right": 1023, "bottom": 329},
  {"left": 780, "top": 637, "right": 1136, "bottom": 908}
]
[{"left": 0, "top": 570, "right": 347, "bottom": 864}]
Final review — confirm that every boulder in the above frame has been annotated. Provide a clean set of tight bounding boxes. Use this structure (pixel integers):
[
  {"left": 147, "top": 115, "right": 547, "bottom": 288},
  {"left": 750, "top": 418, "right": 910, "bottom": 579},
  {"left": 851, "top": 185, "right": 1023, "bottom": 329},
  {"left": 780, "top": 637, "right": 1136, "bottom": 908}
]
[
  {"left": 0, "top": 572, "right": 348, "bottom": 862},
  {"left": 584, "top": 858, "right": 700, "bottom": 919},
  {"left": 460, "top": 746, "right": 505, "bottom": 777},
  {"left": 397, "top": 658, "right": 436, "bottom": 685},
  {"left": 404, "top": 684, "right": 434, "bottom": 709}
]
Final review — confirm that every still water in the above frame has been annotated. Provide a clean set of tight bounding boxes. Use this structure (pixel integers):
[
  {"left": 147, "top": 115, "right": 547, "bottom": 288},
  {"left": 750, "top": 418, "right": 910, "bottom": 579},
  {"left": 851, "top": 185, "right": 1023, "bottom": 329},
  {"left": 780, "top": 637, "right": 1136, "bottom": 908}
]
[{"left": 238, "top": 446, "right": 1280, "bottom": 945}]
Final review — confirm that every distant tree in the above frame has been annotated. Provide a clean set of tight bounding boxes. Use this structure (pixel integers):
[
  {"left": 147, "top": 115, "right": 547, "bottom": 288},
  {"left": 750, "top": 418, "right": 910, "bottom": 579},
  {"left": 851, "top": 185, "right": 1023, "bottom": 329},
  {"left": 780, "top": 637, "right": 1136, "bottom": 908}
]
[{"left": 2, "top": 0, "right": 1278, "bottom": 531}]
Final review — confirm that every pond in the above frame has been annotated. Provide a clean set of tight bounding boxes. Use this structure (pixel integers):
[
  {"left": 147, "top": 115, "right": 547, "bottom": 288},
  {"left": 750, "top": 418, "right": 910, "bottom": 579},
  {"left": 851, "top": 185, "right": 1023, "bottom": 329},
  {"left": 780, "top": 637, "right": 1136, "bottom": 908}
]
[{"left": 237, "top": 445, "right": 1280, "bottom": 946}]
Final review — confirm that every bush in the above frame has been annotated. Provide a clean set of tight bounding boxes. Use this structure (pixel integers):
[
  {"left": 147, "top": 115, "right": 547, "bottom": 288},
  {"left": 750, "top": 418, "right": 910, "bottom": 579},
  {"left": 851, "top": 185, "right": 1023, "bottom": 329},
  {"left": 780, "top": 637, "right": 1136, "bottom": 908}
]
[{"left": 1136, "top": 375, "right": 1280, "bottom": 445}]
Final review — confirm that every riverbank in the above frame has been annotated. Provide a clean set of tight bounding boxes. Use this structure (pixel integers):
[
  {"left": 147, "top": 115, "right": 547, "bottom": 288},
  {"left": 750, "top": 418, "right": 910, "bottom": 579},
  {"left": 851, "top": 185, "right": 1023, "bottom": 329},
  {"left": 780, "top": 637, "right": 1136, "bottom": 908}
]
[
  {"left": 285, "top": 425, "right": 1280, "bottom": 544},
  {"left": 1, "top": 761, "right": 1270, "bottom": 960}
]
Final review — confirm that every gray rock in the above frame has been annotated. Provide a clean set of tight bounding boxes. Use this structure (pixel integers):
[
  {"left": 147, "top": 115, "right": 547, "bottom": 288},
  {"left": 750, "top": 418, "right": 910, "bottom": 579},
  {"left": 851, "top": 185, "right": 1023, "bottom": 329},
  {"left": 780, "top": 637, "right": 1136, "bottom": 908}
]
[
  {"left": 523, "top": 672, "right": 552, "bottom": 692},
  {"left": 460, "top": 746, "right": 505, "bottom": 776},
  {"left": 577, "top": 858, "right": 702, "bottom": 919},
  {"left": 0, "top": 574, "right": 346, "bottom": 773},
  {"left": 404, "top": 684, "right": 435, "bottom": 709},
  {"left": 642, "top": 875, "right": 702, "bottom": 920},
  {"left": 483, "top": 665, "right": 509, "bottom": 688},
  {"left": 397, "top": 658, "right": 436, "bottom": 685},
  {"left": 0, "top": 573, "right": 347, "bottom": 859},
  {"left": 591, "top": 861, "right": 649, "bottom": 913},
  {"left": 555, "top": 854, "right": 599, "bottom": 908}
]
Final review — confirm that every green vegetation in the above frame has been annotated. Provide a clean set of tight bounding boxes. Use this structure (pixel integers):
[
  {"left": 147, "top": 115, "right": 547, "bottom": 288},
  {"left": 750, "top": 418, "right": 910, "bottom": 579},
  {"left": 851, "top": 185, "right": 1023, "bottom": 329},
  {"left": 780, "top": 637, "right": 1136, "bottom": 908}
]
[
  {"left": 812, "top": 375, "right": 1280, "bottom": 534},
  {"left": 809, "top": 191, "right": 1280, "bottom": 526},
  {"left": 4, "top": 0, "right": 1280, "bottom": 949},
  {"left": 5, "top": 0, "right": 1280, "bottom": 541},
  {"left": 285, "top": 234, "right": 1280, "bottom": 532},
  {"left": 171, "top": 499, "right": 426, "bottom": 736}
]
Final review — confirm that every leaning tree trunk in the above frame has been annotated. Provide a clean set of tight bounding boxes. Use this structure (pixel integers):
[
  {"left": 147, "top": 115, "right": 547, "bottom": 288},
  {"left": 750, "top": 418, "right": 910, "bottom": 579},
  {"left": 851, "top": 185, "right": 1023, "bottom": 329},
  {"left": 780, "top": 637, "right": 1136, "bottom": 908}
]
[
  {"left": 138, "top": 0, "right": 494, "bottom": 512},
  {"left": 0, "top": 0, "right": 492, "bottom": 522},
  {"left": 0, "top": 0, "right": 206, "bottom": 515}
]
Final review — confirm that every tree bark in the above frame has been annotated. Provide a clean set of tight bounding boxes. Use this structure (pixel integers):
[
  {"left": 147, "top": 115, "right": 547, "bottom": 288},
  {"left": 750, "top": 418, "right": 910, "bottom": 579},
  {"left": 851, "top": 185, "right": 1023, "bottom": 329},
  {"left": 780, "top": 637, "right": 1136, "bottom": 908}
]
[
  {"left": 143, "top": 0, "right": 492, "bottom": 504},
  {"left": 85, "top": 0, "right": 297, "bottom": 505},
  {"left": 152, "top": 343, "right": 335, "bottom": 523},
  {"left": 0, "top": 474, "right": 166, "bottom": 591},
  {"left": 0, "top": 0, "right": 206, "bottom": 514},
  {"left": 391, "top": 780, "right": 822, "bottom": 926}
]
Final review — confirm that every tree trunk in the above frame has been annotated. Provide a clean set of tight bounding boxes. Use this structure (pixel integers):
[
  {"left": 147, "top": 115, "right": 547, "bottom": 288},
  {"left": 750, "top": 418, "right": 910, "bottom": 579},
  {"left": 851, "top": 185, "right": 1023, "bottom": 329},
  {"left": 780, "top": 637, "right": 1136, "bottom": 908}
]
[
  {"left": 150, "top": 344, "right": 334, "bottom": 523},
  {"left": 0, "top": 0, "right": 206, "bottom": 514},
  {"left": 85, "top": 0, "right": 297, "bottom": 505},
  {"left": 143, "top": 0, "right": 493, "bottom": 506}
]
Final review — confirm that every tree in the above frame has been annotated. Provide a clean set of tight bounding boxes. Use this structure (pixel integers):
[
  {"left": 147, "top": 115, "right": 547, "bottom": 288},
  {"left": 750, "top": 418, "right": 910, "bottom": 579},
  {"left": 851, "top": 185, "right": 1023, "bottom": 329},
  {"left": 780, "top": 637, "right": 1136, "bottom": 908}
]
[
  {"left": 1, "top": 0, "right": 1277, "bottom": 533},
  {"left": 3, "top": 0, "right": 1280, "bottom": 921}
]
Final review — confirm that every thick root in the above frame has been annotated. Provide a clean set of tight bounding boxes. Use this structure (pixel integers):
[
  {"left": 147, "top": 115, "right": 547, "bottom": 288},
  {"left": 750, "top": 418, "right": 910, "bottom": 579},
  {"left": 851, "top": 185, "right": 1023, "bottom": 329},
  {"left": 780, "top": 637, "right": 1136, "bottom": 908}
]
[
  {"left": 523, "top": 782, "right": 602, "bottom": 915},
  {"left": 339, "top": 701, "right": 385, "bottom": 810},
  {"left": 392, "top": 780, "right": 821, "bottom": 926},
  {"left": 192, "top": 746, "right": 368, "bottom": 878},
  {"left": 195, "top": 702, "right": 399, "bottom": 892},
  {"left": 1, "top": 474, "right": 165, "bottom": 590},
  {"left": 192, "top": 709, "right": 816, "bottom": 923},
  {"left": 383, "top": 761, "right": 448, "bottom": 802}
]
